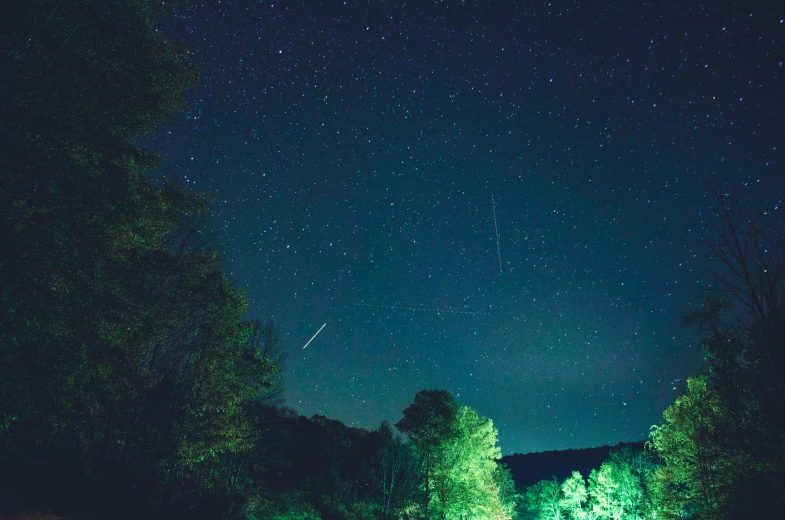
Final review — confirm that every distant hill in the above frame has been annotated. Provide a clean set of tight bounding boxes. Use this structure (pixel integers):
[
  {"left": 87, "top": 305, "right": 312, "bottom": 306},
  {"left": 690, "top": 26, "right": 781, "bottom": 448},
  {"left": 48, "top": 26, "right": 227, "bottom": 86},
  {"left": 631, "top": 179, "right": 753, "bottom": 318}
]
[{"left": 500, "top": 441, "right": 646, "bottom": 489}]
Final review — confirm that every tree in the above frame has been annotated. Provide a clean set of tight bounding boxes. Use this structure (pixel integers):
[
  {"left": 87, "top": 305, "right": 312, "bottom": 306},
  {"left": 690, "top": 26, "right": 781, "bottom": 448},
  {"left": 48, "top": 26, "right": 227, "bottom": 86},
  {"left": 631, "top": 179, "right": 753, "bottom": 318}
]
[
  {"left": 646, "top": 458, "right": 692, "bottom": 520},
  {"left": 588, "top": 464, "right": 619, "bottom": 520},
  {"left": 495, "top": 463, "right": 520, "bottom": 520},
  {"left": 367, "top": 422, "right": 421, "bottom": 520},
  {"left": 396, "top": 390, "right": 459, "bottom": 520},
  {"left": 430, "top": 406, "right": 508, "bottom": 520},
  {"left": 696, "top": 181, "right": 785, "bottom": 488},
  {"left": 559, "top": 471, "right": 590, "bottom": 520},
  {"left": 613, "top": 448, "right": 653, "bottom": 520},
  {"left": 654, "top": 178, "right": 785, "bottom": 518},
  {"left": 0, "top": 0, "right": 198, "bottom": 448},
  {"left": 584, "top": 448, "right": 652, "bottom": 520},
  {"left": 523, "top": 478, "right": 563, "bottom": 520},
  {"left": 648, "top": 376, "right": 745, "bottom": 520},
  {"left": 0, "top": 0, "right": 282, "bottom": 511}
]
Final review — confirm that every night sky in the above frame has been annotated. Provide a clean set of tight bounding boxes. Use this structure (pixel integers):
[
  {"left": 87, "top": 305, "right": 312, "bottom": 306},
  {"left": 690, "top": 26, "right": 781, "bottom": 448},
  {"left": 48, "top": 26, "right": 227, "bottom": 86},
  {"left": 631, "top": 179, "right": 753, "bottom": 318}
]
[{"left": 150, "top": 1, "right": 785, "bottom": 454}]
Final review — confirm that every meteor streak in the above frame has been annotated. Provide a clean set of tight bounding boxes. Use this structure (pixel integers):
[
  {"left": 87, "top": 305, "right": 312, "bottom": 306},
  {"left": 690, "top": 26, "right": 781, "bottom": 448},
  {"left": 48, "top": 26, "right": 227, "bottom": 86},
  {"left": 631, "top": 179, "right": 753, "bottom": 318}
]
[
  {"left": 302, "top": 322, "right": 327, "bottom": 349},
  {"left": 492, "top": 194, "right": 502, "bottom": 275}
]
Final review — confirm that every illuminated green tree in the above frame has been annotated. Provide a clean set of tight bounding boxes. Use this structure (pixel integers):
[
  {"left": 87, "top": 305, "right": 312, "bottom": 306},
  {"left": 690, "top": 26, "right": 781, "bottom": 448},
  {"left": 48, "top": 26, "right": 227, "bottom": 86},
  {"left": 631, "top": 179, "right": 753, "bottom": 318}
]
[
  {"left": 586, "top": 448, "right": 651, "bottom": 520},
  {"left": 559, "top": 471, "right": 591, "bottom": 520},
  {"left": 588, "top": 464, "right": 619, "bottom": 520},
  {"left": 648, "top": 376, "right": 747, "bottom": 520},
  {"left": 514, "top": 448, "right": 655, "bottom": 520},
  {"left": 646, "top": 459, "right": 691, "bottom": 520},
  {"left": 396, "top": 393, "right": 515, "bottom": 520},
  {"left": 524, "top": 478, "right": 564, "bottom": 520},
  {"left": 613, "top": 448, "right": 653, "bottom": 520},
  {"left": 430, "top": 406, "right": 509, "bottom": 520},
  {"left": 494, "top": 463, "right": 520, "bottom": 520}
]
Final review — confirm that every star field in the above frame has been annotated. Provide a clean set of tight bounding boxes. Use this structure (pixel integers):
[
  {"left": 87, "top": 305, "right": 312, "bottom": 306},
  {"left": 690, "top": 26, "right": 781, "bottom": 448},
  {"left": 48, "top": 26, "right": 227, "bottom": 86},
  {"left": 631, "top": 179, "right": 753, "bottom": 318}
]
[{"left": 150, "top": 0, "right": 785, "bottom": 453}]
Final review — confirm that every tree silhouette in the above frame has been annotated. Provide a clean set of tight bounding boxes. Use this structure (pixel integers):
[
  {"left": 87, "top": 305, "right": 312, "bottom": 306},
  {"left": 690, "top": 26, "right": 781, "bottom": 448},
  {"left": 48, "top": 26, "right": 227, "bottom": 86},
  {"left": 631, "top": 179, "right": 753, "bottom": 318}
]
[{"left": 396, "top": 390, "right": 459, "bottom": 520}]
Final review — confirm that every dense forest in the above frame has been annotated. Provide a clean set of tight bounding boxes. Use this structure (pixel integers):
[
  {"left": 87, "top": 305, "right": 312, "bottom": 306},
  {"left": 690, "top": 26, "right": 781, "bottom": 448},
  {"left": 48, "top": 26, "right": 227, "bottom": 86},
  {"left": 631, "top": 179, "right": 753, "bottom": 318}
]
[{"left": 1, "top": 2, "right": 783, "bottom": 519}]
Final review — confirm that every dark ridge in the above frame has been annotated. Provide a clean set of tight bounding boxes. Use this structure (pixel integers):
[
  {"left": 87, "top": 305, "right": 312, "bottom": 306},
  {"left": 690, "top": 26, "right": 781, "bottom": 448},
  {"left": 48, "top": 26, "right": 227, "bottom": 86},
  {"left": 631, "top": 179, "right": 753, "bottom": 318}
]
[{"left": 501, "top": 441, "right": 646, "bottom": 489}]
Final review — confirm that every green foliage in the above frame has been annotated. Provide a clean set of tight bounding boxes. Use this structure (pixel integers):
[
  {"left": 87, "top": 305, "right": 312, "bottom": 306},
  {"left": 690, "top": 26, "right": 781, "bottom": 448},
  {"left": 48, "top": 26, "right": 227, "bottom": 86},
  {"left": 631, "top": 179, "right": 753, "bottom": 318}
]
[
  {"left": 585, "top": 448, "right": 651, "bottom": 520},
  {"left": 241, "top": 489, "right": 322, "bottom": 520},
  {"left": 559, "top": 472, "right": 589, "bottom": 520},
  {"left": 430, "top": 406, "right": 508, "bottom": 520},
  {"left": 648, "top": 376, "right": 749, "bottom": 520},
  {"left": 587, "top": 465, "right": 617, "bottom": 520},
  {"left": 396, "top": 390, "right": 460, "bottom": 454},
  {"left": 396, "top": 392, "right": 517, "bottom": 520},
  {"left": 7, "top": 2, "right": 782, "bottom": 519},
  {"left": 0, "top": 0, "right": 279, "bottom": 511},
  {"left": 674, "top": 181, "right": 785, "bottom": 517},
  {"left": 366, "top": 422, "right": 421, "bottom": 520},
  {"left": 523, "top": 478, "right": 563, "bottom": 520},
  {"left": 495, "top": 464, "right": 521, "bottom": 520},
  {"left": 523, "top": 449, "right": 652, "bottom": 520}
]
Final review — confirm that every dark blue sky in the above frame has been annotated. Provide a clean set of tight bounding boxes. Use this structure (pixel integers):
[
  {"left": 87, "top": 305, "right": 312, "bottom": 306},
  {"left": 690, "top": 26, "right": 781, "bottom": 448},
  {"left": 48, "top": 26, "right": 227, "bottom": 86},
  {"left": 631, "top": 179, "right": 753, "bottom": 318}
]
[{"left": 150, "top": 0, "right": 784, "bottom": 453}]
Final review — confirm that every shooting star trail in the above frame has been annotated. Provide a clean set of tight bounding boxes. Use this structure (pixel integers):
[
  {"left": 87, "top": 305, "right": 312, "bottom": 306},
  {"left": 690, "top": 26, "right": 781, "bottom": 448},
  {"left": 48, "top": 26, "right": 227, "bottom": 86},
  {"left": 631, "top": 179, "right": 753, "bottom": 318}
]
[
  {"left": 491, "top": 194, "right": 502, "bottom": 275},
  {"left": 302, "top": 322, "right": 327, "bottom": 349}
]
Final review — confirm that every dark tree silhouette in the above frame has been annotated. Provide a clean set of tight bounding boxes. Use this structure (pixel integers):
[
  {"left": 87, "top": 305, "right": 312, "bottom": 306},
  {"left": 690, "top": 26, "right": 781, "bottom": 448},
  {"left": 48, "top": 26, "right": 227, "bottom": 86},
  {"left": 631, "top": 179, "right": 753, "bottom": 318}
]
[
  {"left": 671, "top": 178, "right": 785, "bottom": 518},
  {"left": 396, "top": 390, "right": 459, "bottom": 520}
]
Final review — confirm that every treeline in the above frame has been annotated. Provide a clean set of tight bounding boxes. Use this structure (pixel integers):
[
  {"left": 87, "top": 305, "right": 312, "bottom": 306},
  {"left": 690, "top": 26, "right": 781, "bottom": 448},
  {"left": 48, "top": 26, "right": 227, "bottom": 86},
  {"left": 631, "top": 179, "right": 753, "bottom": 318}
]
[
  {"left": 501, "top": 442, "right": 645, "bottom": 489},
  {"left": 244, "top": 390, "right": 519, "bottom": 520},
  {"left": 521, "top": 446, "right": 654, "bottom": 520}
]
